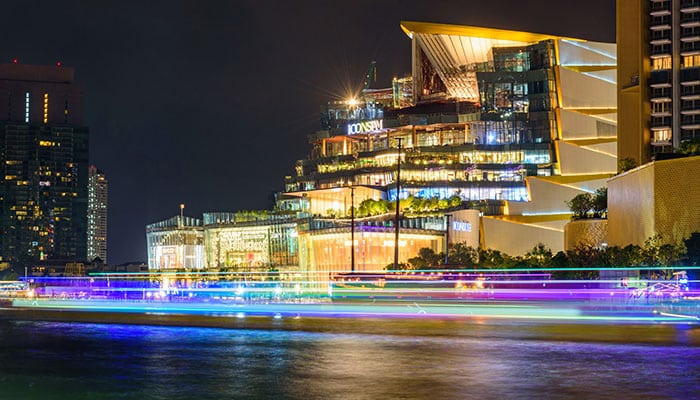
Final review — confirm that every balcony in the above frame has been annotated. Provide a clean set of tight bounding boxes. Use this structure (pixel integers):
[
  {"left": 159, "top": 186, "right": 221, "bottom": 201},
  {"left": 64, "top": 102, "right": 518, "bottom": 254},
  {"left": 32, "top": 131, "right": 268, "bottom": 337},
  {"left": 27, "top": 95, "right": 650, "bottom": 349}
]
[
  {"left": 681, "top": 67, "right": 700, "bottom": 84},
  {"left": 681, "top": 114, "right": 700, "bottom": 126},
  {"left": 651, "top": 117, "right": 672, "bottom": 129},
  {"left": 681, "top": 85, "right": 700, "bottom": 98},
  {"left": 650, "top": 69, "right": 672, "bottom": 85},
  {"left": 681, "top": 14, "right": 700, "bottom": 27},
  {"left": 682, "top": 38, "right": 700, "bottom": 54},
  {"left": 681, "top": 98, "right": 700, "bottom": 112},
  {"left": 650, "top": 7, "right": 671, "bottom": 17},
  {"left": 651, "top": 36, "right": 672, "bottom": 45},
  {"left": 682, "top": 0, "right": 700, "bottom": 13},
  {"left": 651, "top": 111, "right": 672, "bottom": 118},
  {"left": 681, "top": 92, "right": 700, "bottom": 101}
]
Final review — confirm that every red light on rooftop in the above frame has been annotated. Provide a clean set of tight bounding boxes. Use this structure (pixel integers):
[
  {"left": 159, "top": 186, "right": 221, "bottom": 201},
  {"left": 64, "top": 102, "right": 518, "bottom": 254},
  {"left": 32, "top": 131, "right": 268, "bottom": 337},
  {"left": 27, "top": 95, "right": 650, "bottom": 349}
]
[
  {"left": 56, "top": 61, "right": 62, "bottom": 67},
  {"left": 12, "top": 59, "right": 18, "bottom": 64}
]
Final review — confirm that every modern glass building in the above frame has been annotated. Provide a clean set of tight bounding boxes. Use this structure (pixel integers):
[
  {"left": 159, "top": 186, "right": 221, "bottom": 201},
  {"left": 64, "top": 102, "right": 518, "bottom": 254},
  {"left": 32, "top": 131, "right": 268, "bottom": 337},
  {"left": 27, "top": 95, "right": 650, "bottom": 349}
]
[
  {"left": 202, "top": 212, "right": 299, "bottom": 271},
  {"left": 146, "top": 21, "right": 618, "bottom": 272},
  {"left": 286, "top": 21, "right": 617, "bottom": 255},
  {"left": 146, "top": 216, "right": 204, "bottom": 270}
]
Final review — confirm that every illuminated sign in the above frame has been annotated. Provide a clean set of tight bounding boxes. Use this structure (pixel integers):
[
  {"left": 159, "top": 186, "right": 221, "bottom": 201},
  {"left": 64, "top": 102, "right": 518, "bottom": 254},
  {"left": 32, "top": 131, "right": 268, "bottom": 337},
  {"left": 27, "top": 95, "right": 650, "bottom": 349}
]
[
  {"left": 452, "top": 221, "right": 472, "bottom": 232},
  {"left": 347, "top": 119, "right": 383, "bottom": 135}
]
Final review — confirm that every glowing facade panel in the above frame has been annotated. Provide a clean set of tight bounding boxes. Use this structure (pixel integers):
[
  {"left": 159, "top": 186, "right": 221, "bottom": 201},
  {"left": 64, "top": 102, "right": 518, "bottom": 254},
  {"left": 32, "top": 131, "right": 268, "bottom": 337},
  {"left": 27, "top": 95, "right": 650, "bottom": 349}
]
[
  {"left": 299, "top": 228, "right": 444, "bottom": 276},
  {"left": 146, "top": 216, "right": 204, "bottom": 270},
  {"left": 608, "top": 156, "right": 700, "bottom": 248},
  {"left": 203, "top": 221, "right": 299, "bottom": 270}
]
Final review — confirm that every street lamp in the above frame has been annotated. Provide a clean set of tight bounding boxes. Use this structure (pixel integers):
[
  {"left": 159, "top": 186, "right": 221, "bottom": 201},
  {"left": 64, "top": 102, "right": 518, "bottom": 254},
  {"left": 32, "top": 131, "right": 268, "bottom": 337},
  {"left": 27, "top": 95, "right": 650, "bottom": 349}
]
[
  {"left": 350, "top": 186, "right": 355, "bottom": 272},
  {"left": 444, "top": 214, "right": 452, "bottom": 265},
  {"left": 394, "top": 137, "right": 403, "bottom": 270}
]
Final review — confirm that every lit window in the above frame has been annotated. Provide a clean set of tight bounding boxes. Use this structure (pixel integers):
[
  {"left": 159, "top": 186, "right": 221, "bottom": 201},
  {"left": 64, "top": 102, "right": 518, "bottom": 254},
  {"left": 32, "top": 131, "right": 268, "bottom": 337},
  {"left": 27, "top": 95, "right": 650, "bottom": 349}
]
[
  {"left": 653, "top": 129, "right": 672, "bottom": 143},
  {"left": 683, "top": 55, "right": 700, "bottom": 68},
  {"left": 43, "top": 93, "right": 49, "bottom": 124},
  {"left": 25, "top": 92, "right": 30, "bottom": 123},
  {"left": 652, "top": 56, "right": 671, "bottom": 70}
]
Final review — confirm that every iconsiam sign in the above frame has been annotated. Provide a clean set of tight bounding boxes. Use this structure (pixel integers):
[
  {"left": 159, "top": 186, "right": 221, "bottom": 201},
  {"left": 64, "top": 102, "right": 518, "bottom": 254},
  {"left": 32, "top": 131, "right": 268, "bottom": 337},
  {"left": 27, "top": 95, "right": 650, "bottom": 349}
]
[{"left": 347, "top": 119, "right": 383, "bottom": 135}]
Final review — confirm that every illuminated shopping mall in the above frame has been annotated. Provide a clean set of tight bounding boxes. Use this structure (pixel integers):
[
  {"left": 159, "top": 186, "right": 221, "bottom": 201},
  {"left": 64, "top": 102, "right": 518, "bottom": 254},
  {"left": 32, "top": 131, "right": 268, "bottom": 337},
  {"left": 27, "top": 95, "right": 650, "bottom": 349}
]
[{"left": 147, "top": 21, "right": 618, "bottom": 276}]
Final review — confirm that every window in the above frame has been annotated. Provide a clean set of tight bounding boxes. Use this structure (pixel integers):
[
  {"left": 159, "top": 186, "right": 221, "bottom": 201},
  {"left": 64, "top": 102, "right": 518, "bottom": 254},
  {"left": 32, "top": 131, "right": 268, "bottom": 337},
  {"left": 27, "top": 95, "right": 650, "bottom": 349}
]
[
  {"left": 652, "top": 56, "right": 672, "bottom": 70},
  {"left": 653, "top": 129, "right": 672, "bottom": 143},
  {"left": 683, "top": 55, "right": 700, "bottom": 68},
  {"left": 24, "top": 92, "right": 29, "bottom": 123},
  {"left": 652, "top": 101, "right": 670, "bottom": 114},
  {"left": 43, "top": 93, "right": 49, "bottom": 124}
]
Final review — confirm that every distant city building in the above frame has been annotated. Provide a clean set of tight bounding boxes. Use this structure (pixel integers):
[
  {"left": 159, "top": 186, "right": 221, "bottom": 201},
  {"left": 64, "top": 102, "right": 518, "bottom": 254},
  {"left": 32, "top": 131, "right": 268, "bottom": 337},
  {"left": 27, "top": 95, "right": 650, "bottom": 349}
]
[
  {"left": 0, "top": 62, "right": 89, "bottom": 270},
  {"left": 87, "top": 165, "right": 108, "bottom": 263},
  {"left": 618, "top": 0, "right": 700, "bottom": 165}
]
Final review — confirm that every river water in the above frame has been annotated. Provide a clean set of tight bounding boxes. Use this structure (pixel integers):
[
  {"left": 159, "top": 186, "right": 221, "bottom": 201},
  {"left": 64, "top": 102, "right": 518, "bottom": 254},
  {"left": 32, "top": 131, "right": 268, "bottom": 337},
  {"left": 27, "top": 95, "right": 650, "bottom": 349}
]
[{"left": 0, "top": 319, "right": 698, "bottom": 399}]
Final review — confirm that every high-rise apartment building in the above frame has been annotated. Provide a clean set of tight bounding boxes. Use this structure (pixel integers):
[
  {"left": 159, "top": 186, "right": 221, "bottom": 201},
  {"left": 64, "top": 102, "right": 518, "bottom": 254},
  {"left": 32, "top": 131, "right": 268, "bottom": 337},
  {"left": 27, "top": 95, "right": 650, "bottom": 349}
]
[
  {"left": 0, "top": 62, "right": 89, "bottom": 270},
  {"left": 618, "top": 0, "right": 700, "bottom": 165},
  {"left": 87, "top": 165, "right": 107, "bottom": 263},
  {"left": 609, "top": 1, "right": 700, "bottom": 249}
]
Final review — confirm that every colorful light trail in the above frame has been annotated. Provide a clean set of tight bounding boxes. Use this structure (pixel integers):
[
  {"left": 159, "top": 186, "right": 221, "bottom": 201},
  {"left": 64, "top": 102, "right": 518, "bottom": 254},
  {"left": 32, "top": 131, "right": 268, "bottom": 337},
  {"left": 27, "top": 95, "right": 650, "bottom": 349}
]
[{"left": 2, "top": 268, "right": 697, "bottom": 326}]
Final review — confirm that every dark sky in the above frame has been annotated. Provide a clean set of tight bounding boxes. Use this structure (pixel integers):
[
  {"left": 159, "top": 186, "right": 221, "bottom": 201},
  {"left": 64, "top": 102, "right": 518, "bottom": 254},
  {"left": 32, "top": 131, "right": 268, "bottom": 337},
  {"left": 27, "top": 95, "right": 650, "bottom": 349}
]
[{"left": 2, "top": 1, "right": 615, "bottom": 264}]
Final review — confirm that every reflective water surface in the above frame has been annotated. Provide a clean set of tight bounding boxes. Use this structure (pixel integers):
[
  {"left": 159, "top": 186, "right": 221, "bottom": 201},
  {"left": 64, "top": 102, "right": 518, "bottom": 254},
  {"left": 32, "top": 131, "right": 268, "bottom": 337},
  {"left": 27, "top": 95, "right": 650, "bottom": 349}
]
[{"left": 0, "top": 320, "right": 698, "bottom": 399}]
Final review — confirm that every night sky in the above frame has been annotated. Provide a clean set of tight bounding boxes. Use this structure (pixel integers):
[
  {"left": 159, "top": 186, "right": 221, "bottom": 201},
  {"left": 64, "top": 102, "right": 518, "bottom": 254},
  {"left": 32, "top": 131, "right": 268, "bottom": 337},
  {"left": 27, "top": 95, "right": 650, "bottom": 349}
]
[{"left": 2, "top": 1, "right": 615, "bottom": 264}]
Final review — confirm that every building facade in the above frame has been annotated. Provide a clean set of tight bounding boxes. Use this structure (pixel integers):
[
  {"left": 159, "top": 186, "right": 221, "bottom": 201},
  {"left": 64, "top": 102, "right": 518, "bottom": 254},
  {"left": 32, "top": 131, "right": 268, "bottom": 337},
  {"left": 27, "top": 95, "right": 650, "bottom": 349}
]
[
  {"left": 608, "top": 155, "right": 700, "bottom": 247},
  {"left": 87, "top": 165, "right": 108, "bottom": 263},
  {"left": 146, "top": 216, "right": 204, "bottom": 270},
  {"left": 610, "top": 1, "right": 700, "bottom": 249},
  {"left": 147, "top": 211, "right": 446, "bottom": 276},
  {"left": 147, "top": 21, "right": 619, "bottom": 272},
  {"left": 286, "top": 22, "right": 617, "bottom": 255},
  {"left": 618, "top": 0, "right": 700, "bottom": 165},
  {"left": 0, "top": 63, "right": 89, "bottom": 270},
  {"left": 202, "top": 212, "right": 299, "bottom": 271}
]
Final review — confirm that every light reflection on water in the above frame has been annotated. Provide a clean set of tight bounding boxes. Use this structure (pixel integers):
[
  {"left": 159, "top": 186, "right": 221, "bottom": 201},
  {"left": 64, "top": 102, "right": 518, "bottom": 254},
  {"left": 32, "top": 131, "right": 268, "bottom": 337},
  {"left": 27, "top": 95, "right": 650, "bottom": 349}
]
[{"left": 0, "top": 320, "right": 698, "bottom": 399}]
